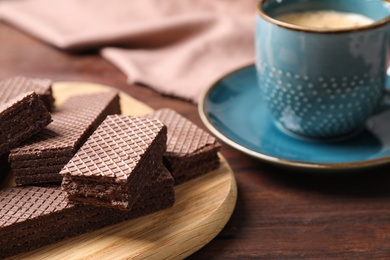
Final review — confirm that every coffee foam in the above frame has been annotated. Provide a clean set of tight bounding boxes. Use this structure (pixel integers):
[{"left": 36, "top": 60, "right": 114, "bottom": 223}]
[{"left": 276, "top": 11, "right": 374, "bottom": 29}]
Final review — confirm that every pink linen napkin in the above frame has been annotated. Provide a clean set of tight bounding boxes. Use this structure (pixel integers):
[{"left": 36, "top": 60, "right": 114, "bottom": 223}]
[{"left": 0, "top": 0, "right": 256, "bottom": 103}]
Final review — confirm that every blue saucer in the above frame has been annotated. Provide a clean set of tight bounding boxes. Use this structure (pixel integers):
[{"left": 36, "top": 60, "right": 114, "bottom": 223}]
[{"left": 198, "top": 65, "right": 390, "bottom": 171}]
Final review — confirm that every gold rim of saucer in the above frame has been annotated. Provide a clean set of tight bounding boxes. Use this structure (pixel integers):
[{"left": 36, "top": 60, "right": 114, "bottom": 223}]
[{"left": 257, "top": 0, "right": 390, "bottom": 34}]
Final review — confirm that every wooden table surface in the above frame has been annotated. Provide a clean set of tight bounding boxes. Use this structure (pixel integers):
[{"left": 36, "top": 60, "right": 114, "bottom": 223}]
[{"left": 2, "top": 22, "right": 390, "bottom": 259}]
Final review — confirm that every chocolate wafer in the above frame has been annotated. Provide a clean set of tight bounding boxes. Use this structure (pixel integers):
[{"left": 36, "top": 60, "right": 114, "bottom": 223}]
[
  {"left": 9, "top": 91, "right": 120, "bottom": 185},
  {"left": 0, "top": 165, "right": 174, "bottom": 259},
  {"left": 61, "top": 115, "right": 167, "bottom": 210},
  {"left": 0, "top": 154, "right": 10, "bottom": 185},
  {"left": 0, "top": 92, "right": 52, "bottom": 158},
  {"left": 146, "top": 108, "right": 221, "bottom": 185},
  {"left": 0, "top": 76, "right": 54, "bottom": 111}
]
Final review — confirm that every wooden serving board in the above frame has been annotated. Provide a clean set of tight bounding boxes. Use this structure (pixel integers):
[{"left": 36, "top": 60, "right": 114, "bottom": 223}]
[{"left": 10, "top": 82, "right": 237, "bottom": 260}]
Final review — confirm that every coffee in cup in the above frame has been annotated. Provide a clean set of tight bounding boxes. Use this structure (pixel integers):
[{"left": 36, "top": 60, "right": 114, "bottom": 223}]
[
  {"left": 276, "top": 11, "right": 374, "bottom": 29},
  {"left": 255, "top": 0, "right": 390, "bottom": 138}
]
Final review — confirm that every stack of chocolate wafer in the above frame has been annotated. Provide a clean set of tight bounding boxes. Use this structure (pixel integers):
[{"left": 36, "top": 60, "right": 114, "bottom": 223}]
[
  {"left": 0, "top": 77, "right": 54, "bottom": 160},
  {"left": 146, "top": 108, "right": 221, "bottom": 185},
  {"left": 0, "top": 76, "right": 221, "bottom": 258},
  {"left": 0, "top": 76, "right": 54, "bottom": 111},
  {"left": 0, "top": 91, "right": 52, "bottom": 158},
  {"left": 0, "top": 170, "right": 174, "bottom": 258},
  {"left": 9, "top": 91, "right": 120, "bottom": 185},
  {"left": 61, "top": 115, "right": 169, "bottom": 211}
]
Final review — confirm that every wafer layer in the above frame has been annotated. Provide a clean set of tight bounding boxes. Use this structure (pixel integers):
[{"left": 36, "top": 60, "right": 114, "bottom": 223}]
[
  {"left": 0, "top": 76, "right": 54, "bottom": 111},
  {"left": 9, "top": 91, "right": 120, "bottom": 185},
  {"left": 0, "top": 92, "right": 52, "bottom": 158},
  {"left": 61, "top": 115, "right": 167, "bottom": 210},
  {"left": 0, "top": 154, "right": 10, "bottom": 185},
  {"left": 0, "top": 167, "right": 174, "bottom": 259},
  {"left": 146, "top": 108, "right": 221, "bottom": 184}
]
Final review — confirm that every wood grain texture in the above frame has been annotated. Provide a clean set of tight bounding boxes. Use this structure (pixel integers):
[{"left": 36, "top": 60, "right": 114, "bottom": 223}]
[
  {"left": 8, "top": 82, "right": 237, "bottom": 260},
  {"left": 53, "top": 82, "right": 153, "bottom": 116}
]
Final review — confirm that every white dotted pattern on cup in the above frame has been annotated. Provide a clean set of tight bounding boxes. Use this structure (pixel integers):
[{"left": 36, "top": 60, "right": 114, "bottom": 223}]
[{"left": 257, "top": 63, "right": 384, "bottom": 137}]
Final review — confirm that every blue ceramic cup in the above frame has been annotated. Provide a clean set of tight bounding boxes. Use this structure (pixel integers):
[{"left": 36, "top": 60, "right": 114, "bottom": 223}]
[{"left": 255, "top": 0, "right": 390, "bottom": 138}]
